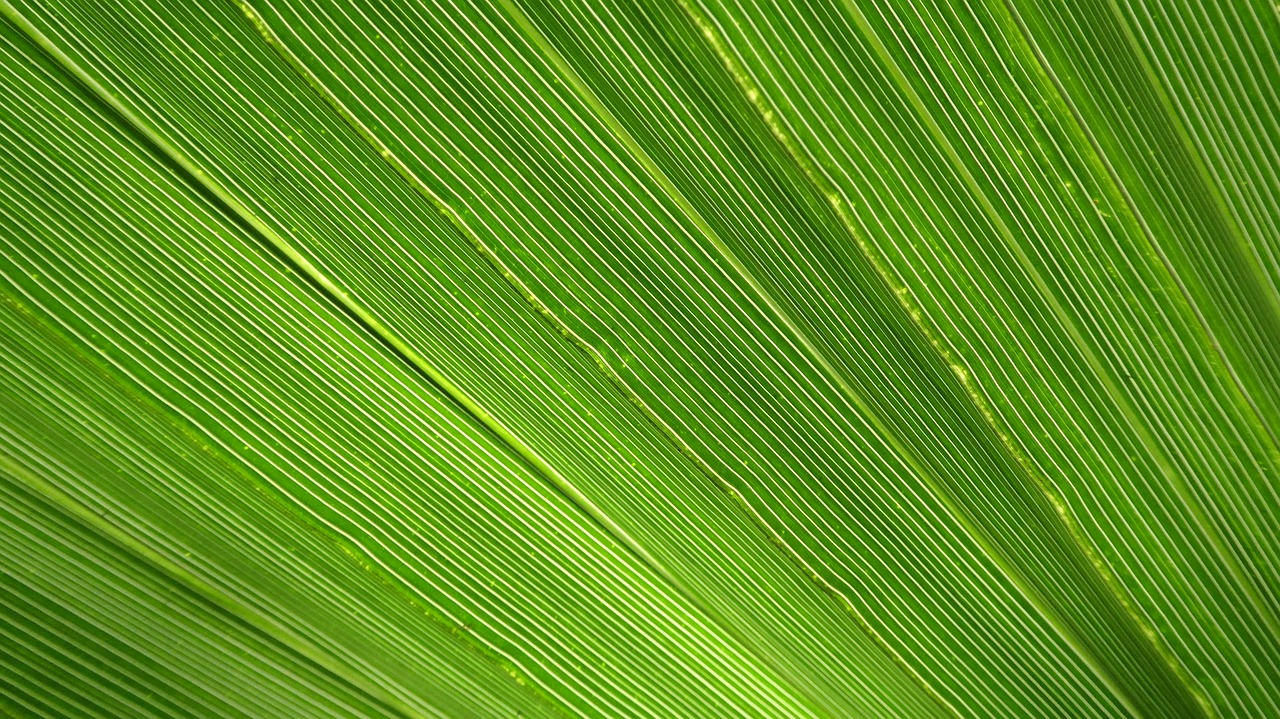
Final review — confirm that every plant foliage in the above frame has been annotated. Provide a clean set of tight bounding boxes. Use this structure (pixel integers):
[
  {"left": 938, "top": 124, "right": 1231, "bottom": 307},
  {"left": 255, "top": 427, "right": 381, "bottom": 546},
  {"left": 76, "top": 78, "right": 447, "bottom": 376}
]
[{"left": 1, "top": 0, "right": 1278, "bottom": 716}]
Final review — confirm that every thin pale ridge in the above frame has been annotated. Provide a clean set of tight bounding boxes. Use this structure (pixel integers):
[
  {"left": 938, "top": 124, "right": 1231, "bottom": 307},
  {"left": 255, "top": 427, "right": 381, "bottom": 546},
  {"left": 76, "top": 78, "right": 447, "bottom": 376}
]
[
  {"left": 229, "top": 0, "right": 678, "bottom": 601},
  {"left": 492, "top": 0, "right": 978, "bottom": 713},
  {"left": 840, "top": 0, "right": 1252, "bottom": 712},
  {"left": 1005, "top": 0, "right": 1280, "bottom": 457},
  {"left": 1101, "top": 0, "right": 1280, "bottom": 576}
]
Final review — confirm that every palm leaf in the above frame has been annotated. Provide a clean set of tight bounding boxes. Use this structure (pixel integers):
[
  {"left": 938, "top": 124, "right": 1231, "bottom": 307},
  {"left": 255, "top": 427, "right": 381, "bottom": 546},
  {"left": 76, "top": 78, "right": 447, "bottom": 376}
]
[{"left": 0, "top": 0, "right": 1276, "bottom": 717}]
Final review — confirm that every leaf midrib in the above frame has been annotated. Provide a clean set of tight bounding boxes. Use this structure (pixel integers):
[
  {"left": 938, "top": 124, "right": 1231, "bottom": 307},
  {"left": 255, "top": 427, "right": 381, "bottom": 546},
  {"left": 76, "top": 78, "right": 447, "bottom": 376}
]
[
  {"left": 249, "top": 0, "right": 1213, "bottom": 714},
  {"left": 556, "top": 0, "right": 1215, "bottom": 715},
  {"left": 233, "top": 4, "right": 872, "bottom": 717},
  {"left": 496, "top": 0, "right": 1178, "bottom": 716},
  {"left": 8, "top": 1, "right": 854, "bottom": 716},
  {"left": 0, "top": 4, "right": 626, "bottom": 716}
]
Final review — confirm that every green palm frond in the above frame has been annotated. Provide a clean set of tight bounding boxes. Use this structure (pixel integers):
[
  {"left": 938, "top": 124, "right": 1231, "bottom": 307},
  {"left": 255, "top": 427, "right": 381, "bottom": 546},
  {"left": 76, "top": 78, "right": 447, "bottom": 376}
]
[{"left": 2, "top": 0, "right": 1277, "bottom": 716}]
